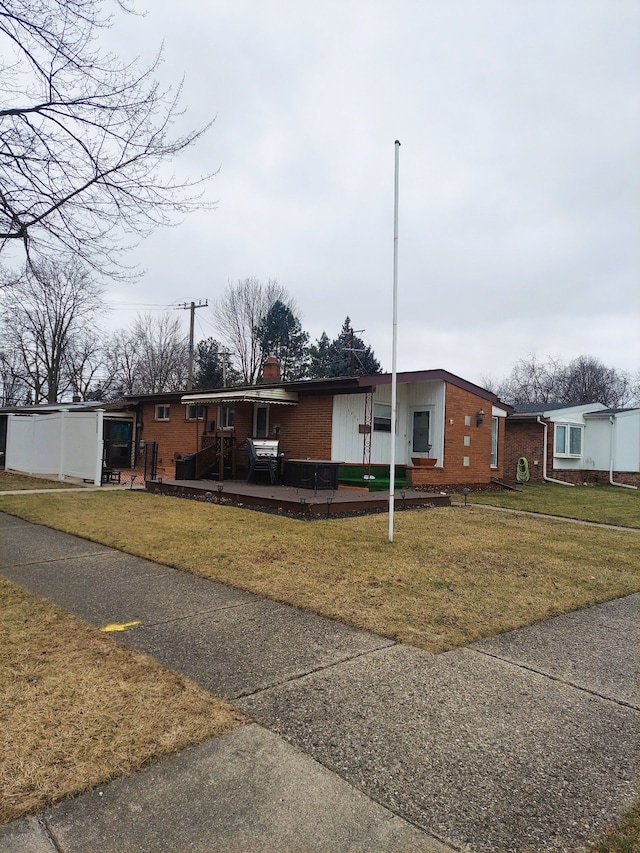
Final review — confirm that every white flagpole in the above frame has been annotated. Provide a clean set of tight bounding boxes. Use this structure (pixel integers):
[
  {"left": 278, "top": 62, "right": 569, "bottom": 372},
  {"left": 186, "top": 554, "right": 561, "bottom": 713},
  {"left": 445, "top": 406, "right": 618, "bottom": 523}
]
[{"left": 389, "top": 140, "right": 400, "bottom": 543}]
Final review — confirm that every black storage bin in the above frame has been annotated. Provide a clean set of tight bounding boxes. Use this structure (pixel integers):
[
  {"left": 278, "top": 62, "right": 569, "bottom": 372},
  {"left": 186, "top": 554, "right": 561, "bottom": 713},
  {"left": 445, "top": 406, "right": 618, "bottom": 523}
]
[{"left": 175, "top": 454, "right": 196, "bottom": 479}]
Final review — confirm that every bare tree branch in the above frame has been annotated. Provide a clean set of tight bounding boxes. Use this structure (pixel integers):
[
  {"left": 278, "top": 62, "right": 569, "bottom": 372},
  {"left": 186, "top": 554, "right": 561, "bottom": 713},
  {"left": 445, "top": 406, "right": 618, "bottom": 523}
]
[
  {"left": 213, "top": 278, "right": 290, "bottom": 384},
  {"left": 0, "top": 0, "right": 216, "bottom": 277}
]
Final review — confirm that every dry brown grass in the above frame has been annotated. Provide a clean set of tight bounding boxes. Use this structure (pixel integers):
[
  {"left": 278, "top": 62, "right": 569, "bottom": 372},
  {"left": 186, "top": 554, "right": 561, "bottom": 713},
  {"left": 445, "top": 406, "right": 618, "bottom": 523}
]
[
  {"left": 1, "top": 491, "right": 638, "bottom": 653},
  {"left": 0, "top": 470, "right": 77, "bottom": 491},
  {"left": 0, "top": 577, "right": 245, "bottom": 825}
]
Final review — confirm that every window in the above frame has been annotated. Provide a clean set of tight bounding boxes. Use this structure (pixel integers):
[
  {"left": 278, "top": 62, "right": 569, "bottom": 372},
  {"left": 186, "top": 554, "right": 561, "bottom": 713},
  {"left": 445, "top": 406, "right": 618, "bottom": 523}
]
[
  {"left": 155, "top": 405, "right": 170, "bottom": 421},
  {"left": 373, "top": 403, "right": 392, "bottom": 432},
  {"left": 490, "top": 416, "right": 499, "bottom": 467},
  {"left": 554, "top": 423, "right": 582, "bottom": 457},
  {"left": 185, "top": 404, "right": 205, "bottom": 421},
  {"left": 219, "top": 405, "right": 235, "bottom": 429},
  {"left": 254, "top": 404, "right": 268, "bottom": 438}
]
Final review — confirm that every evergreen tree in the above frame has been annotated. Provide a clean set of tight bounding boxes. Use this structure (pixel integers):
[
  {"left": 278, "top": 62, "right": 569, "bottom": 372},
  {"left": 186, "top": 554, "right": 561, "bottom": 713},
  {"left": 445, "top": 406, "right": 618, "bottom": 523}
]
[
  {"left": 254, "top": 300, "right": 310, "bottom": 381},
  {"left": 307, "top": 331, "right": 332, "bottom": 378},
  {"left": 310, "top": 318, "right": 381, "bottom": 378},
  {"left": 194, "top": 338, "right": 238, "bottom": 389}
]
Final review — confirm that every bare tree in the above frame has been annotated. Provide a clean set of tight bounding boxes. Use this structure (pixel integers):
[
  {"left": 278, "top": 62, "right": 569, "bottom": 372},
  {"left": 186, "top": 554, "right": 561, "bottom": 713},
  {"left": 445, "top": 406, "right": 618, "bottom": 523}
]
[
  {"left": 106, "top": 312, "right": 188, "bottom": 395},
  {"left": 0, "top": 347, "right": 29, "bottom": 404},
  {"left": 561, "top": 355, "right": 632, "bottom": 408},
  {"left": 496, "top": 354, "right": 566, "bottom": 405},
  {"left": 63, "top": 332, "right": 107, "bottom": 400},
  {"left": 133, "top": 312, "right": 189, "bottom": 392},
  {"left": 213, "top": 278, "right": 290, "bottom": 384},
  {"left": 0, "top": 0, "right": 214, "bottom": 275},
  {"left": 103, "top": 327, "right": 141, "bottom": 398},
  {"left": 1, "top": 259, "right": 105, "bottom": 402},
  {"left": 495, "top": 353, "right": 633, "bottom": 408},
  {"left": 631, "top": 371, "right": 640, "bottom": 408}
]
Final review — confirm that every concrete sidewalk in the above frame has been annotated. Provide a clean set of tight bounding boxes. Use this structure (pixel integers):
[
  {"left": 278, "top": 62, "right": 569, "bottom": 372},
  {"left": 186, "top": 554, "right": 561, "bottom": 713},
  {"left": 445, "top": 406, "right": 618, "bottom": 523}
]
[{"left": 1, "top": 511, "right": 638, "bottom": 852}]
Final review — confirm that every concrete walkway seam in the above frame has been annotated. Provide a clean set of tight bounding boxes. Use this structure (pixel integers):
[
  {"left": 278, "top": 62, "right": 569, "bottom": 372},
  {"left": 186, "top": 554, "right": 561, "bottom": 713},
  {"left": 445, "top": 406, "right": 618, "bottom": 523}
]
[{"left": 469, "top": 646, "right": 640, "bottom": 712}]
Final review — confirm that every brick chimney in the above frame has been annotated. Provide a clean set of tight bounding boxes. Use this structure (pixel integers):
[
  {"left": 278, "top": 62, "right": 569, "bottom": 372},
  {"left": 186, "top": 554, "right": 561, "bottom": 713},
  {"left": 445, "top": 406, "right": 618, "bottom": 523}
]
[
  {"left": 261, "top": 357, "right": 281, "bottom": 384},
  {"left": 72, "top": 395, "right": 81, "bottom": 403}
]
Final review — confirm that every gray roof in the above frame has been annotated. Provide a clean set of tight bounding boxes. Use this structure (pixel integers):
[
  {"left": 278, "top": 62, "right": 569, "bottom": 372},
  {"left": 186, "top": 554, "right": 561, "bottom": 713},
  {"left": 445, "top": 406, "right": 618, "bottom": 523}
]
[{"left": 510, "top": 401, "right": 599, "bottom": 416}]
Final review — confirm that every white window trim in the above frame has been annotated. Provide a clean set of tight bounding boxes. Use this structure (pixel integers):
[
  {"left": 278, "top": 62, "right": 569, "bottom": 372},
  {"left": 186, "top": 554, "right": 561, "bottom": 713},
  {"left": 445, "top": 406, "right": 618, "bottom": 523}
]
[
  {"left": 490, "top": 416, "right": 499, "bottom": 468},
  {"left": 185, "top": 404, "right": 205, "bottom": 421},
  {"left": 373, "top": 402, "right": 392, "bottom": 433},
  {"left": 554, "top": 423, "right": 583, "bottom": 458},
  {"left": 155, "top": 404, "right": 170, "bottom": 421},
  {"left": 219, "top": 404, "right": 235, "bottom": 429}
]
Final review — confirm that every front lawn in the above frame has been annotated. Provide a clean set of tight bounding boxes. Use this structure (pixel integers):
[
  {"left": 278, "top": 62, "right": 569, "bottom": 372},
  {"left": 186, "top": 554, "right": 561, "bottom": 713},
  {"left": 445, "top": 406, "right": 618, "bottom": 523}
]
[
  {"left": 0, "top": 470, "right": 77, "bottom": 491},
  {"left": 1, "top": 490, "right": 637, "bottom": 847},
  {"left": 1, "top": 491, "right": 637, "bottom": 654},
  {"left": 459, "top": 482, "right": 640, "bottom": 528}
]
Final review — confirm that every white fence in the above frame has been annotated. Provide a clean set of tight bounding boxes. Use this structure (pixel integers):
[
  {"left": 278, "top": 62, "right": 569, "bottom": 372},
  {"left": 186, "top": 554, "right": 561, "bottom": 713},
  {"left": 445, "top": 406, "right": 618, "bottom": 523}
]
[{"left": 6, "top": 410, "right": 104, "bottom": 485}]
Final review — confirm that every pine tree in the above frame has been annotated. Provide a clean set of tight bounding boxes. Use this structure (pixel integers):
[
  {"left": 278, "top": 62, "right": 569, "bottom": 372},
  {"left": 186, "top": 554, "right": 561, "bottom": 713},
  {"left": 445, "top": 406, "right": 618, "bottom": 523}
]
[
  {"left": 254, "top": 301, "right": 310, "bottom": 381},
  {"left": 309, "top": 318, "right": 381, "bottom": 378}
]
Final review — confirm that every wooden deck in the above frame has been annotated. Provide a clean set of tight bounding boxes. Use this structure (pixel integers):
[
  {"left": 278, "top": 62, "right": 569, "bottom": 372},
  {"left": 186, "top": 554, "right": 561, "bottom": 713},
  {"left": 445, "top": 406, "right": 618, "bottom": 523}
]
[{"left": 145, "top": 477, "right": 451, "bottom": 516}]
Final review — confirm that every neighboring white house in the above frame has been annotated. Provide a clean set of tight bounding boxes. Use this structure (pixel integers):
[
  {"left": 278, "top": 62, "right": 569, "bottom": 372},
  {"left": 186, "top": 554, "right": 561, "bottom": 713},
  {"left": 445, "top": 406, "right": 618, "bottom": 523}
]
[
  {"left": 583, "top": 407, "right": 640, "bottom": 475},
  {"left": 505, "top": 402, "right": 640, "bottom": 487}
]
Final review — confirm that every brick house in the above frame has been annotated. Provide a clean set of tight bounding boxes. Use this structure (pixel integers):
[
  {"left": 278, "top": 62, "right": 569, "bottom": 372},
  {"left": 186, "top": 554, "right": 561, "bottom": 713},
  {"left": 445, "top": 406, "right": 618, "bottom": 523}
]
[
  {"left": 504, "top": 402, "right": 640, "bottom": 487},
  {"left": 127, "top": 367, "right": 511, "bottom": 490}
]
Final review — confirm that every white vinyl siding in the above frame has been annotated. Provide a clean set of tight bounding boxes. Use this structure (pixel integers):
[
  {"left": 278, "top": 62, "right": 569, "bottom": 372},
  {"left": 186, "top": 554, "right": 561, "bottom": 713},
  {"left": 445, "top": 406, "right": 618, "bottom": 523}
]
[{"left": 331, "top": 381, "right": 445, "bottom": 465}]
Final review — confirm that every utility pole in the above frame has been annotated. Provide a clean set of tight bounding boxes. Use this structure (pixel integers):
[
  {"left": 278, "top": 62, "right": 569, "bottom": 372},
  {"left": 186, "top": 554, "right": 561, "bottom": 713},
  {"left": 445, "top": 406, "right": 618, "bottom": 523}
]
[{"left": 177, "top": 300, "right": 208, "bottom": 390}]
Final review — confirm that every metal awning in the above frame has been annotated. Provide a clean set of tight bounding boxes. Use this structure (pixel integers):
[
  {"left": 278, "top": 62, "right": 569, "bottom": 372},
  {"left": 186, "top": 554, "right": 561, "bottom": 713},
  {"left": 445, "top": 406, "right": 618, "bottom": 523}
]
[{"left": 181, "top": 388, "right": 299, "bottom": 406}]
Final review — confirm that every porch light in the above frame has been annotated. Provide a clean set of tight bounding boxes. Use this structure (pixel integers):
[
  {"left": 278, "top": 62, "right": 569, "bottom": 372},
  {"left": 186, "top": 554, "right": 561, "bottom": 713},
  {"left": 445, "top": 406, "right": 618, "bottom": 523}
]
[{"left": 476, "top": 409, "right": 485, "bottom": 427}]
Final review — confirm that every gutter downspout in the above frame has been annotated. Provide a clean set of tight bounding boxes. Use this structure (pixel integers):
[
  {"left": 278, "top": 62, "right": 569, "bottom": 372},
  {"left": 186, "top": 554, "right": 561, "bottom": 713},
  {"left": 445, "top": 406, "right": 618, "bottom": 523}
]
[
  {"left": 537, "top": 416, "right": 574, "bottom": 486},
  {"left": 609, "top": 415, "right": 638, "bottom": 490}
]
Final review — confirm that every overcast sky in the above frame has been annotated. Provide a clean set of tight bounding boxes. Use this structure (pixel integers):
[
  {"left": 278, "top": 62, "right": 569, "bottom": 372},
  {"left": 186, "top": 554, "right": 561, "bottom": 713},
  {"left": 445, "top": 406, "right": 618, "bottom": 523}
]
[{"left": 104, "top": 0, "right": 639, "bottom": 385}]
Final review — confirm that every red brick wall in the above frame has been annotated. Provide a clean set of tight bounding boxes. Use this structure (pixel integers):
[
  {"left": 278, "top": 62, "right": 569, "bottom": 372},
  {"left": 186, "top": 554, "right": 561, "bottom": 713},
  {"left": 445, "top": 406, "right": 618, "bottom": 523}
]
[
  {"left": 538, "top": 468, "right": 640, "bottom": 487},
  {"left": 137, "top": 395, "right": 334, "bottom": 478},
  {"left": 504, "top": 420, "right": 545, "bottom": 482},
  {"left": 408, "top": 384, "right": 505, "bottom": 489},
  {"left": 137, "top": 401, "right": 208, "bottom": 476},
  {"left": 273, "top": 395, "right": 333, "bottom": 459}
]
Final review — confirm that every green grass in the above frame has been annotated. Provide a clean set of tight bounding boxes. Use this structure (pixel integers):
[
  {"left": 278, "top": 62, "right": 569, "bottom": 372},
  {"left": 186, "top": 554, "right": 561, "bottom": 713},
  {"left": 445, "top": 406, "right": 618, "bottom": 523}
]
[
  {"left": 591, "top": 800, "right": 640, "bottom": 852},
  {"left": 459, "top": 482, "right": 640, "bottom": 528}
]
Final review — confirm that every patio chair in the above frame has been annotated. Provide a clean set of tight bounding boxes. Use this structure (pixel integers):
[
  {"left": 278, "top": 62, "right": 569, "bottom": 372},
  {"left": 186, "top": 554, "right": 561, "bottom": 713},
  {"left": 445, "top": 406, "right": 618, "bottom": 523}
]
[{"left": 246, "top": 438, "right": 279, "bottom": 485}]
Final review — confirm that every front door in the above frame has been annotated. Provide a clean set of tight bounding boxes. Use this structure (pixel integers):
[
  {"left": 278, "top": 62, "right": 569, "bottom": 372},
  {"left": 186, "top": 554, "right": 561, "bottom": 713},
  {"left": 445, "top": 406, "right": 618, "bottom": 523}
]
[{"left": 410, "top": 409, "right": 431, "bottom": 455}]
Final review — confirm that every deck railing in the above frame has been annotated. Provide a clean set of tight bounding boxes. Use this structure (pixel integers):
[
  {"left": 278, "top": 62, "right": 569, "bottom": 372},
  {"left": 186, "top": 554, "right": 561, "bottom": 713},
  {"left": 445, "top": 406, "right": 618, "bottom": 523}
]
[{"left": 193, "top": 431, "right": 237, "bottom": 479}]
